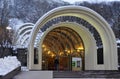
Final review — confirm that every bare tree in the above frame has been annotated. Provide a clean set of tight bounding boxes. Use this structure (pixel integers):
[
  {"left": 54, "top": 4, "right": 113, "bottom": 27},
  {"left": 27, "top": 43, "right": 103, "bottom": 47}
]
[{"left": 0, "top": 0, "right": 13, "bottom": 57}]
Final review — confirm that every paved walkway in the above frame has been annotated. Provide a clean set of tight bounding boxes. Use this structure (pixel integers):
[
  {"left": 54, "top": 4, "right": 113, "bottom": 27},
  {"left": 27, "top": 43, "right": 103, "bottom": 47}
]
[
  {"left": 13, "top": 70, "right": 120, "bottom": 79},
  {"left": 13, "top": 71, "right": 53, "bottom": 79},
  {"left": 13, "top": 71, "right": 106, "bottom": 79}
]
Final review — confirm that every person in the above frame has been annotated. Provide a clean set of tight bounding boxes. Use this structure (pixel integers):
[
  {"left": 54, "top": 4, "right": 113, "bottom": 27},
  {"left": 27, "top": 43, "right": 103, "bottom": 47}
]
[{"left": 54, "top": 57, "right": 59, "bottom": 70}]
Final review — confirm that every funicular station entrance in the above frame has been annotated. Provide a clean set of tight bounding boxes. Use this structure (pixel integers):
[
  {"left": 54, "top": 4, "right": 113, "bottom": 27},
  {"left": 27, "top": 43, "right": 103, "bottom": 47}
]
[{"left": 27, "top": 6, "right": 117, "bottom": 71}]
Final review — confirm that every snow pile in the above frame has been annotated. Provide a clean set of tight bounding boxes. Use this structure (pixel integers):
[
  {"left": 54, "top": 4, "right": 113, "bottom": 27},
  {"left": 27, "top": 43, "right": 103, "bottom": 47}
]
[
  {"left": 0, "top": 56, "right": 21, "bottom": 76},
  {"left": 117, "top": 39, "right": 120, "bottom": 43},
  {"left": 21, "top": 66, "right": 29, "bottom": 71}
]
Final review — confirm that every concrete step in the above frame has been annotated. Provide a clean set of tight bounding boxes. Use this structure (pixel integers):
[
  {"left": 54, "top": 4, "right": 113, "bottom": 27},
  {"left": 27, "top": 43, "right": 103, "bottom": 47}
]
[{"left": 53, "top": 70, "right": 120, "bottom": 78}]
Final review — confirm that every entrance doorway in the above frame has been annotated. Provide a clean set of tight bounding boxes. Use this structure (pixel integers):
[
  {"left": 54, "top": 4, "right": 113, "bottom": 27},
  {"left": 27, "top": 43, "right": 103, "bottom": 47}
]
[{"left": 42, "top": 27, "right": 84, "bottom": 71}]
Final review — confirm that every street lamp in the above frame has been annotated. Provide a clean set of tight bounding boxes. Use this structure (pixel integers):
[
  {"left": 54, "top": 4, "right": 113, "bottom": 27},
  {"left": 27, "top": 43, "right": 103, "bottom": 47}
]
[
  {"left": 6, "top": 26, "right": 12, "bottom": 48},
  {"left": 6, "top": 26, "right": 12, "bottom": 30}
]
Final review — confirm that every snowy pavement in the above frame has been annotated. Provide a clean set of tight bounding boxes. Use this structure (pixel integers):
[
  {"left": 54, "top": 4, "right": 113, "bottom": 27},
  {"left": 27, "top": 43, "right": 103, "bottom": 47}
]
[{"left": 13, "top": 71, "right": 53, "bottom": 79}]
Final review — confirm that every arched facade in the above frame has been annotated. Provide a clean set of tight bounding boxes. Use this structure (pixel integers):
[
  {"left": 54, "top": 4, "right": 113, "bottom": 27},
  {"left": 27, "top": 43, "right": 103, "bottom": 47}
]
[{"left": 28, "top": 6, "right": 118, "bottom": 70}]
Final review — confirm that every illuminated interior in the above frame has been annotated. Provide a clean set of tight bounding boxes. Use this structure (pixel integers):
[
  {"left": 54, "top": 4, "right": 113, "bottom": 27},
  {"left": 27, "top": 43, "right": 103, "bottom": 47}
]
[{"left": 42, "top": 27, "right": 84, "bottom": 71}]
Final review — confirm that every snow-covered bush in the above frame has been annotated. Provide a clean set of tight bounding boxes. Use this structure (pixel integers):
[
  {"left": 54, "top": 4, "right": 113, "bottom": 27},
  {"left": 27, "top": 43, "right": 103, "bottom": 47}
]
[{"left": 0, "top": 56, "right": 21, "bottom": 76}]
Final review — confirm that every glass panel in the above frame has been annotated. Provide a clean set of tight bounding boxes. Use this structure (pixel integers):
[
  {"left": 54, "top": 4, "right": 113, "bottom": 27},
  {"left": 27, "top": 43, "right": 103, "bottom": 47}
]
[
  {"left": 34, "top": 48, "right": 39, "bottom": 64},
  {"left": 97, "top": 48, "right": 104, "bottom": 64}
]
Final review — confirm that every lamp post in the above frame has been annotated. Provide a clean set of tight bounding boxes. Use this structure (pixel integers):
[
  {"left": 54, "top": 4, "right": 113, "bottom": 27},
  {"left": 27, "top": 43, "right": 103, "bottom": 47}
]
[{"left": 6, "top": 26, "right": 12, "bottom": 48}]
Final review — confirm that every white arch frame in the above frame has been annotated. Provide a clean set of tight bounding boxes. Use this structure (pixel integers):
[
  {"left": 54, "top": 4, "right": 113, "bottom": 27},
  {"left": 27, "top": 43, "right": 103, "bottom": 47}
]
[
  {"left": 18, "top": 26, "right": 33, "bottom": 35},
  {"left": 16, "top": 23, "right": 43, "bottom": 48},
  {"left": 17, "top": 30, "right": 31, "bottom": 47},
  {"left": 21, "top": 35, "right": 29, "bottom": 46},
  {"left": 28, "top": 6, "right": 118, "bottom": 70},
  {"left": 17, "top": 23, "right": 34, "bottom": 31},
  {"left": 16, "top": 23, "right": 34, "bottom": 48}
]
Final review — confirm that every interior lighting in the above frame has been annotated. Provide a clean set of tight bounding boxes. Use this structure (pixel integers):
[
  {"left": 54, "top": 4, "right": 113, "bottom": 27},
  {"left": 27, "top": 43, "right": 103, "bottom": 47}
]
[
  {"left": 67, "top": 50, "right": 70, "bottom": 54},
  {"left": 77, "top": 46, "right": 84, "bottom": 50},
  {"left": 59, "top": 52, "right": 63, "bottom": 56},
  {"left": 42, "top": 44, "right": 45, "bottom": 48},
  {"left": 51, "top": 53, "right": 55, "bottom": 57},
  {"left": 48, "top": 51, "right": 51, "bottom": 54}
]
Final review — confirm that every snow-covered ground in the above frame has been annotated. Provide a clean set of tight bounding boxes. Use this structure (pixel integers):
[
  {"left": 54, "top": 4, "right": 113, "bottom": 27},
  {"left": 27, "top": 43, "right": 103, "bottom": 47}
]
[
  {"left": 0, "top": 56, "right": 21, "bottom": 76},
  {"left": 21, "top": 66, "right": 29, "bottom": 71}
]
